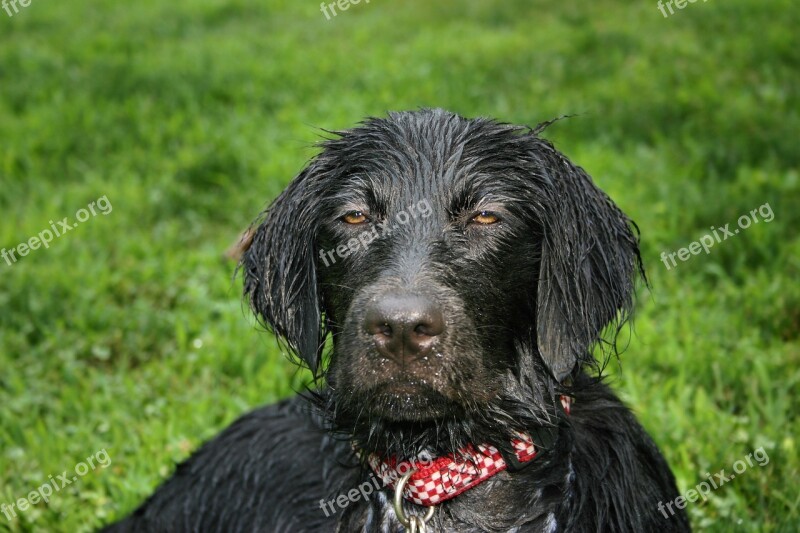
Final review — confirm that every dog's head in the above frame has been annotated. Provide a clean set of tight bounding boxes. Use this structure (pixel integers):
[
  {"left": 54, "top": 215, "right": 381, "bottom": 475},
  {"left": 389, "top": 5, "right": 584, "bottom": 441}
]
[{"left": 242, "top": 109, "right": 642, "bottom": 454}]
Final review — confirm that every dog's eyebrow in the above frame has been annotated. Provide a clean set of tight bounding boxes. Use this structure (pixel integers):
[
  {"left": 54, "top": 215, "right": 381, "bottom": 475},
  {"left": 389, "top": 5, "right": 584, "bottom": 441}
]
[
  {"left": 446, "top": 180, "right": 509, "bottom": 215},
  {"left": 446, "top": 180, "right": 480, "bottom": 213},
  {"left": 324, "top": 179, "right": 388, "bottom": 216},
  {"left": 329, "top": 190, "right": 369, "bottom": 207}
]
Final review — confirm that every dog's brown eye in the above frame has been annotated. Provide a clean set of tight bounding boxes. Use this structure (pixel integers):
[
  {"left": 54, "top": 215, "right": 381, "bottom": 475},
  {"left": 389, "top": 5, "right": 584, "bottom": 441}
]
[
  {"left": 342, "top": 211, "right": 368, "bottom": 225},
  {"left": 471, "top": 211, "right": 500, "bottom": 225}
]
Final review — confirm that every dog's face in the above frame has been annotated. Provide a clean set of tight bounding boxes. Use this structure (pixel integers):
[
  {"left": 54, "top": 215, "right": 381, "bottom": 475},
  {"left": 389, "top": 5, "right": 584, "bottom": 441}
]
[
  {"left": 243, "top": 109, "right": 642, "bottom": 454},
  {"left": 313, "top": 130, "right": 550, "bottom": 423}
]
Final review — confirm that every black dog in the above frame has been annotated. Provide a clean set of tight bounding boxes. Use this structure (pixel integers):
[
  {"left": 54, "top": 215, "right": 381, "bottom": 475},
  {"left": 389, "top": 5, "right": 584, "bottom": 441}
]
[{"left": 104, "top": 109, "right": 690, "bottom": 532}]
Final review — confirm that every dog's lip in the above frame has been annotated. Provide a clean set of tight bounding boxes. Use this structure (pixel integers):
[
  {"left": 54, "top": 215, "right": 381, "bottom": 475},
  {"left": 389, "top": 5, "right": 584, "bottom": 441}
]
[
  {"left": 362, "top": 379, "right": 455, "bottom": 421},
  {"left": 380, "top": 379, "right": 428, "bottom": 395},
  {"left": 374, "top": 375, "right": 446, "bottom": 398}
]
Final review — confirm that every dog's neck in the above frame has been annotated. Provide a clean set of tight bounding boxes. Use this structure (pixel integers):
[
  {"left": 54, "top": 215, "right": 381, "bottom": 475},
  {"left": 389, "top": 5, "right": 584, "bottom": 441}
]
[
  {"left": 332, "top": 391, "right": 581, "bottom": 533},
  {"left": 324, "top": 362, "right": 567, "bottom": 457},
  {"left": 355, "top": 396, "right": 572, "bottom": 508}
]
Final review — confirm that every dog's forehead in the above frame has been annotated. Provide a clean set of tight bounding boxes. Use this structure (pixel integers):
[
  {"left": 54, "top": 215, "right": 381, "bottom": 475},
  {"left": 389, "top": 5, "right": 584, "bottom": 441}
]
[{"left": 321, "top": 110, "right": 535, "bottom": 206}]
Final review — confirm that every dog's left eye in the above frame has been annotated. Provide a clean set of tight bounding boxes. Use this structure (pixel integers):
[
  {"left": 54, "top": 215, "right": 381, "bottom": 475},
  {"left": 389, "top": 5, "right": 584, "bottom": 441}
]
[
  {"left": 342, "top": 211, "right": 368, "bottom": 225},
  {"left": 470, "top": 211, "right": 500, "bottom": 225}
]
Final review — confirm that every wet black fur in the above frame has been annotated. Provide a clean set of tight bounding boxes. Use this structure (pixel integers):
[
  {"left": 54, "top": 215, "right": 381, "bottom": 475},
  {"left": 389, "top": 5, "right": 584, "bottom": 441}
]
[{"left": 103, "top": 109, "right": 690, "bottom": 532}]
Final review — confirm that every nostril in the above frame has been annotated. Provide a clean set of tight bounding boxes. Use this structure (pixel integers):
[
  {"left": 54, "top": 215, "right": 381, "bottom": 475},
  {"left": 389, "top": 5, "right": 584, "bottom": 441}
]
[
  {"left": 378, "top": 323, "right": 392, "bottom": 337},
  {"left": 414, "top": 324, "right": 429, "bottom": 337},
  {"left": 365, "top": 319, "right": 393, "bottom": 338},
  {"left": 363, "top": 303, "right": 394, "bottom": 338},
  {"left": 413, "top": 318, "right": 444, "bottom": 339}
]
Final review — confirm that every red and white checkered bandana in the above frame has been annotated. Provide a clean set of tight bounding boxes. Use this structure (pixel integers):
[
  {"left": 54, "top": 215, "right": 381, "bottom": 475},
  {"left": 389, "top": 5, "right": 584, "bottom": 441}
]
[{"left": 364, "top": 395, "right": 571, "bottom": 507}]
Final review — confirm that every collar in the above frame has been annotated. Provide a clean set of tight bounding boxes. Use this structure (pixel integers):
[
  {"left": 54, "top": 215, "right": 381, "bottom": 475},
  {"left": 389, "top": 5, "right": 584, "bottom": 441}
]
[{"left": 361, "top": 395, "right": 571, "bottom": 507}]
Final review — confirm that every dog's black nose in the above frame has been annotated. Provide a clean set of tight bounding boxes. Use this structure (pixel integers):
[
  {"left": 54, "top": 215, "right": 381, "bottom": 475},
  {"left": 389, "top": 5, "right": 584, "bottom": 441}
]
[{"left": 363, "top": 293, "right": 445, "bottom": 364}]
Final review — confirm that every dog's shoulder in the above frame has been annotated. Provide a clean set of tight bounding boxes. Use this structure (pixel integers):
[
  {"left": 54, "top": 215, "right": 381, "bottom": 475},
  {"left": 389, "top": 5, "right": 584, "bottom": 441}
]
[{"left": 102, "top": 395, "right": 355, "bottom": 533}]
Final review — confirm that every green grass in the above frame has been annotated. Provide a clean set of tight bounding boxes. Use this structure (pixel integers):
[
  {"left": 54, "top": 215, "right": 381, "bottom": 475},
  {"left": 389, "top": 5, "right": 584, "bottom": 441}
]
[{"left": 0, "top": 0, "right": 798, "bottom": 530}]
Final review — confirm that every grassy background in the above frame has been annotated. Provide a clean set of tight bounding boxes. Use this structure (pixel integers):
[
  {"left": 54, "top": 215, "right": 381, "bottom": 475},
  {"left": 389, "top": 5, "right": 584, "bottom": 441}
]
[{"left": 1, "top": 0, "right": 798, "bottom": 531}]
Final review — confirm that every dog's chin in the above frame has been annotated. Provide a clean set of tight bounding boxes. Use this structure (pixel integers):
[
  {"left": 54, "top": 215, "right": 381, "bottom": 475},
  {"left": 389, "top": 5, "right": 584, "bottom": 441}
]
[{"left": 359, "top": 381, "right": 460, "bottom": 422}]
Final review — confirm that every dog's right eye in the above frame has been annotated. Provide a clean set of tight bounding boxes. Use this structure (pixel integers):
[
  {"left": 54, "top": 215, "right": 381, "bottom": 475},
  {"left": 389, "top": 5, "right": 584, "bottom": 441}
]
[
  {"left": 342, "top": 211, "right": 368, "bottom": 225},
  {"left": 470, "top": 211, "right": 500, "bottom": 225}
]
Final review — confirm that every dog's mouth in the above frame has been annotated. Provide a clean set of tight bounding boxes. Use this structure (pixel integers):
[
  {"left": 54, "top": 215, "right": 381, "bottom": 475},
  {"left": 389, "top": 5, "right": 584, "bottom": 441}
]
[{"left": 361, "top": 379, "right": 460, "bottom": 422}]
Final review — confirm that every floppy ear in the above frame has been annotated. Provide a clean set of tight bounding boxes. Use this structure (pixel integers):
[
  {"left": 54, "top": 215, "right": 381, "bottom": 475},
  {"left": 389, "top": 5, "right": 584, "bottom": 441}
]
[
  {"left": 241, "top": 164, "right": 326, "bottom": 375},
  {"left": 531, "top": 138, "right": 644, "bottom": 381}
]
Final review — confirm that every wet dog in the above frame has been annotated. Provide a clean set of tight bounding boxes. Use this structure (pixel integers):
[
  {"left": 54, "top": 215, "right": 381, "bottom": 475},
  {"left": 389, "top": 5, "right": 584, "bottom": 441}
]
[{"left": 104, "top": 109, "right": 690, "bottom": 532}]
